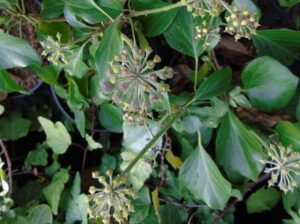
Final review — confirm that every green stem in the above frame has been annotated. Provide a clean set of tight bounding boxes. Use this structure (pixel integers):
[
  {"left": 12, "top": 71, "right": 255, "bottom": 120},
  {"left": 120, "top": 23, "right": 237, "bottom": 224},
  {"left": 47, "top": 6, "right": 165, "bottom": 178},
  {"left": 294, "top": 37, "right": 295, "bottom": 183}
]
[
  {"left": 194, "top": 55, "right": 199, "bottom": 91},
  {"left": 130, "top": 0, "right": 194, "bottom": 17},
  {"left": 123, "top": 110, "right": 183, "bottom": 174}
]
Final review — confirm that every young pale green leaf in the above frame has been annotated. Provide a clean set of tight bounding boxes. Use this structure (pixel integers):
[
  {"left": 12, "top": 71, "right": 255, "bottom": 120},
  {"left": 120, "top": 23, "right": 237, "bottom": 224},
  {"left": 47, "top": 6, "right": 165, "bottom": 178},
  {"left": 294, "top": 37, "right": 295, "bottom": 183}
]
[
  {"left": 164, "top": 8, "right": 220, "bottom": 57},
  {"left": 74, "top": 110, "right": 85, "bottom": 137},
  {"left": 131, "top": 0, "right": 179, "bottom": 37},
  {"left": 98, "top": 102, "right": 123, "bottom": 133},
  {"left": 38, "top": 116, "right": 71, "bottom": 154},
  {"left": 27, "top": 204, "right": 53, "bottom": 224},
  {"left": 85, "top": 134, "right": 102, "bottom": 151},
  {"left": 95, "top": 23, "right": 122, "bottom": 79},
  {"left": 0, "top": 32, "right": 40, "bottom": 69},
  {"left": 179, "top": 133, "right": 232, "bottom": 210},
  {"left": 41, "top": 0, "right": 64, "bottom": 19},
  {"left": 242, "top": 56, "right": 299, "bottom": 112},
  {"left": 65, "top": 45, "right": 89, "bottom": 79},
  {"left": 43, "top": 169, "right": 69, "bottom": 215},
  {"left": 195, "top": 67, "right": 232, "bottom": 101},
  {"left": 0, "top": 69, "right": 27, "bottom": 93},
  {"left": 0, "top": 105, "right": 4, "bottom": 116},
  {"left": 253, "top": 29, "right": 300, "bottom": 66},
  {"left": 276, "top": 121, "right": 300, "bottom": 152},
  {"left": 0, "top": 112, "right": 31, "bottom": 141},
  {"left": 216, "top": 111, "right": 264, "bottom": 180},
  {"left": 246, "top": 188, "right": 281, "bottom": 214}
]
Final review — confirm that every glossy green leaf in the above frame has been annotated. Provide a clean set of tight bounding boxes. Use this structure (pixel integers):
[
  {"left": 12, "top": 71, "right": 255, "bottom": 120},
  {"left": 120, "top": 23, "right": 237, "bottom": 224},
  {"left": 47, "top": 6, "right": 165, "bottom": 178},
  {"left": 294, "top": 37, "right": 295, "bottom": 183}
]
[
  {"left": 0, "top": 69, "right": 27, "bottom": 93},
  {"left": 43, "top": 169, "right": 69, "bottom": 215},
  {"left": 0, "top": 112, "right": 31, "bottom": 141},
  {"left": 242, "top": 56, "right": 299, "bottom": 112},
  {"left": 95, "top": 23, "right": 122, "bottom": 79},
  {"left": 164, "top": 8, "right": 220, "bottom": 57},
  {"left": 68, "top": 78, "right": 89, "bottom": 110},
  {"left": 38, "top": 116, "right": 72, "bottom": 154},
  {"left": 179, "top": 133, "right": 232, "bottom": 210},
  {"left": 131, "top": 0, "right": 178, "bottom": 37},
  {"left": 28, "top": 64, "right": 60, "bottom": 85},
  {"left": 0, "top": 32, "right": 40, "bottom": 69},
  {"left": 38, "top": 21, "right": 72, "bottom": 43},
  {"left": 246, "top": 188, "right": 281, "bottom": 214},
  {"left": 253, "top": 29, "right": 300, "bottom": 66},
  {"left": 195, "top": 67, "right": 232, "bottom": 101},
  {"left": 41, "top": 0, "right": 64, "bottom": 19},
  {"left": 98, "top": 102, "right": 123, "bottom": 133},
  {"left": 216, "top": 111, "right": 264, "bottom": 180},
  {"left": 276, "top": 121, "right": 300, "bottom": 152}
]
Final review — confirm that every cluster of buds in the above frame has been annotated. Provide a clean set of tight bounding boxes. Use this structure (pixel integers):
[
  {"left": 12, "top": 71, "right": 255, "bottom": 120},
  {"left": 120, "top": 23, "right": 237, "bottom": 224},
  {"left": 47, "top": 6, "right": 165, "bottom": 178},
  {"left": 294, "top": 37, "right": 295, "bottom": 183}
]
[
  {"left": 195, "top": 19, "right": 220, "bottom": 48},
  {"left": 40, "top": 33, "right": 71, "bottom": 65},
  {"left": 225, "top": 7, "right": 259, "bottom": 40},
  {"left": 101, "top": 36, "right": 173, "bottom": 125},
  {"left": 182, "top": 0, "right": 225, "bottom": 17},
  {"left": 0, "top": 158, "right": 13, "bottom": 217},
  {"left": 85, "top": 170, "right": 137, "bottom": 224},
  {"left": 260, "top": 144, "right": 300, "bottom": 193}
]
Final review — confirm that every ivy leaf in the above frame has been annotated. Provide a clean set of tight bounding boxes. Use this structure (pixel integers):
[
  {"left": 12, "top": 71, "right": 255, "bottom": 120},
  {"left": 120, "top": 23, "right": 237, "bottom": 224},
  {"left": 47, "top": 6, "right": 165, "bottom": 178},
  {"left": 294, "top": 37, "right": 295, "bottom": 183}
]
[
  {"left": 131, "top": 0, "right": 179, "bottom": 37},
  {"left": 41, "top": 0, "right": 64, "bottom": 19},
  {"left": 0, "top": 112, "right": 31, "bottom": 141},
  {"left": 179, "top": 133, "right": 232, "bottom": 210},
  {"left": 164, "top": 8, "right": 220, "bottom": 57},
  {"left": 0, "top": 69, "right": 27, "bottom": 93},
  {"left": 216, "top": 111, "right": 264, "bottom": 180},
  {"left": 242, "top": 56, "right": 299, "bottom": 112},
  {"left": 278, "top": 0, "right": 300, "bottom": 7},
  {"left": 43, "top": 169, "right": 69, "bottom": 215},
  {"left": 98, "top": 102, "right": 123, "bottom": 133},
  {"left": 195, "top": 67, "right": 232, "bottom": 101},
  {"left": 246, "top": 188, "right": 281, "bottom": 214},
  {"left": 68, "top": 78, "right": 89, "bottom": 110},
  {"left": 27, "top": 204, "right": 53, "bottom": 224},
  {"left": 38, "top": 116, "right": 72, "bottom": 154},
  {"left": 276, "top": 121, "right": 300, "bottom": 152},
  {"left": 85, "top": 134, "right": 102, "bottom": 151},
  {"left": 0, "top": 32, "right": 40, "bottom": 69},
  {"left": 120, "top": 151, "right": 152, "bottom": 191},
  {"left": 95, "top": 23, "right": 122, "bottom": 79},
  {"left": 253, "top": 29, "right": 300, "bottom": 66},
  {"left": 25, "top": 144, "right": 48, "bottom": 170}
]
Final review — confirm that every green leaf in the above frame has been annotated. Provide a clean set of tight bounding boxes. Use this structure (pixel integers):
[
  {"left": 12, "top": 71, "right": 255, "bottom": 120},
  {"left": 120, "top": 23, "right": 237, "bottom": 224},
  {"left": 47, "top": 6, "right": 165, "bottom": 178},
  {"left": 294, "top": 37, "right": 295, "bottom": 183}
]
[
  {"left": 246, "top": 188, "right": 281, "bottom": 214},
  {"left": 164, "top": 8, "right": 220, "bottom": 57},
  {"left": 27, "top": 204, "right": 53, "bottom": 224},
  {"left": 95, "top": 23, "right": 122, "bottom": 79},
  {"left": 182, "top": 115, "right": 201, "bottom": 134},
  {"left": 216, "top": 111, "right": 264, "bottom": 180},
  {"left": 0, "top": 105, "right": 4, "bottom": 115},
  {"left": 65, "top": 44, "right": 89, "bottom": 79},
  {"left": 276, "top": 121, "right": 300, "bottom": 152},
  {"left": 0, "top": 112, "right": 31, "bottom": 141},
  {"left": 297, "top": 97, "right": 300, "bottom": 122},
  {"left": 38, "top": 116, "right": 72, "bottom": 154},
  {"left": 41, "top": 0, "right": 64, "bottom": 19},
  {"left": 85, "top": 134, "right": 102, "bottom": 151},
  {"left": 179, "top": 133, "right": 232, "bottom": 210},
  {"left": 25, "top": 144, "right": 48, "bottom": 170},
  {"left": 120, "top": 151, "right": 153, "bottom": 191},
  {"left": 278, "top": 0, "right": 300, "bottom": 7},
  {"left": 98, "top": 102, "right": 123, "bottom": 133},
  {"left": 0, "top": 32, "right": 40, "bottom": 69},
  {"left": 43, "top": 169, "right": 69, "bottom": 215},
  {"left": 100, "top": 154, "right": 117, "bottom": 173},
  {"left": 253, "top": 29, "right": 300, "bottom": 66},
  {"left": 131, "top": 0, "right": 179, "bottom": 37},
  {"left": 65, "top": 173, "right": 88, "bottom": 224},
  {"left": 195, "top": 67, "right": 232, "bottom": 101},
  {"left": 241, "top": 56, "right": 299, "bottom": 112},
  {"left": 68, "top": 78, "right": 89, "bottom": 110},
  {"left": 74, "top": 110, "right": 85, "bottom": 137},
  {"left": 0, "top": 69, "right": 27, "bottom": 93},
  {"left": 38, "top": 22, "right": 72, "bottom": 43},
  {"left": 28, "top": 64, "right": 60, "bottom": 85}
]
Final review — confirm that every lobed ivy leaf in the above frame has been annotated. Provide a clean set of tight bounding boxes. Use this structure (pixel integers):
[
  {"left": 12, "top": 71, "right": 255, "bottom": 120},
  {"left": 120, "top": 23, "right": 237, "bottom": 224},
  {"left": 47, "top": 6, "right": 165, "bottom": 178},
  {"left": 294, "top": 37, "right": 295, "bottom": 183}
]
[
  {"left": 38, "top": 116, "right": 71, "bottom": 154},
  {"left": 27, "top": 204, "right": 53, "bottom": 224},
  {"left": 25, "top": 144, "right": 48, "bottom": 170}
]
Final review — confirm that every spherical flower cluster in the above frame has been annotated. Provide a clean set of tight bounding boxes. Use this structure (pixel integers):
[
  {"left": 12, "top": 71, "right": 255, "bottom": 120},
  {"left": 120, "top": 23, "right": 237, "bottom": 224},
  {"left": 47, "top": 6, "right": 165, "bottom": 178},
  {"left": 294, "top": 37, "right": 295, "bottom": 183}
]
[
  {"left": 260, "top": 144, "right": 300, "bottom": 193},
  {"left": 225, "top": 7, "right": 259, "bottom": 40},
  {"left": 101, "top": 37, "right": 173, "bottom": 125},
  {"left": 182, "top": 0, "right": 225, "bottom": 17},
  {"left": 85, "top": 170, "right": 138, "bottom": 224},
  {"left": 40, "top": 33, "right": 71, "bottom": 65},
  {"left": 195, "top": 20, "right": 220, "bottom": 48}
]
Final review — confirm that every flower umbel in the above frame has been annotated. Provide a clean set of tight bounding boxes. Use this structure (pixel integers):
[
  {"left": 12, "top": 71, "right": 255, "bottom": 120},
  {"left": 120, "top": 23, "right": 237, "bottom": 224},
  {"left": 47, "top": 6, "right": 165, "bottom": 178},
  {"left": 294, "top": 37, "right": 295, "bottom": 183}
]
[
  {"left": 225, "top": 7, "right": 260, "bottom": 40},
  {"left": 183, "top": 0, "right": 225, "bottom": 17},
  {"left": 40, "top": 33, "right": 71, "bottom": 65},
  {"left": 85, "top": 170, "right": 137, "bottom": 224},
  {"left": 260, "top": 144, "right": 300, "bottom": 193},
  {"left": 101, "top": 36, "right": 173, "bottom": 125}
]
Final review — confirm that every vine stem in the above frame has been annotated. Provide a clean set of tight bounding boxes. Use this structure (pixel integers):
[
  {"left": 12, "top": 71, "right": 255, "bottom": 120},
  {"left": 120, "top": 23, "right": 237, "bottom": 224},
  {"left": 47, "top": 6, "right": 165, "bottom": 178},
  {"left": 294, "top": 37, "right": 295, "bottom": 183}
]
[
  {"left": 194, "top": 55, "right": 199, "bottom": 91},
  {"left": 0, "top": 139, "right": 12, "bottom": 195},
  {"left": 122, "top": 110, "right": 183, "bottom": 174},
  {"left": 130, "top": 0, "right": 194, "bottom": 17}
]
